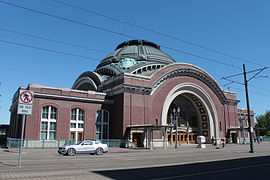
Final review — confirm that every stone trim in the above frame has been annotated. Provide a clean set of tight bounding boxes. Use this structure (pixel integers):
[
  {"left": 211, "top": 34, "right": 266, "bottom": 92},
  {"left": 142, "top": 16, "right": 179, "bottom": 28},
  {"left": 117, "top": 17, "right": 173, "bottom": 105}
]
[
  {"left": 151, "top": 68, "right": 236, "bottom": 105},
  {"left": 34, "top": 92, "right": 113, "bottom": 104}
]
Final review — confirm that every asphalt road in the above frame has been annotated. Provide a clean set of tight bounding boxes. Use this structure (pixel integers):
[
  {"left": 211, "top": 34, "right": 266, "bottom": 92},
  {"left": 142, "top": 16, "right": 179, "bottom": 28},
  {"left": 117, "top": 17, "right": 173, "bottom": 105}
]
[{"left": 0, "top": 143, "right": 269, "bottom": 179}]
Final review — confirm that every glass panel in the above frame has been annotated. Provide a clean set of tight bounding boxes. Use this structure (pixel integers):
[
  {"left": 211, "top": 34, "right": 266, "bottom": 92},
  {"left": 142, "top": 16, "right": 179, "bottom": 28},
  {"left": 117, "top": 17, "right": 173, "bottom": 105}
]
[
  {"left": 96, "top": 133, "right": 101, "bottom": 140},
  {"left": 71, "top": 109, "right": 77, "bottom": 121},
  {"left": 96, "top": 125, "right": 101, "bottom": 133},
  {"left": 78, "top": 123, "right": 84, "bottom": 129},
  {"left": 96, "top": 111, "right": 101, "bottom": 122},
  {"left": 70, "top": 123, "right": 76, "bottom": 128},
  {"left": 41, "top": 122, "right": 48, "bottom": 130},
  {"left": 0, "top": 129, "right": 6, "bottom": 136},
  {"left": 41, "top": 131, "right": 47, "bottom": 140},
  {"left": 103, "top": 111, "right": 109, "bottom": 122},
  {"left": 50, "top": 107, "right": 57, "bottom": 119},
  {"left": 42, "top": 106, "right": 49, "bottom": 119},
  {"left": 96, "top": 125, "right": 101, "bottom": 140},
  {"left": 70, "top": 132, "right": 75, "bottom": 140},
  {"left": 78, "top": 109, "right": 84, "bottom": 121},
  {"left": 50, "top": 122, "right": 56, "bottom": 130},
  {"left": 77, "top": 133, "right": 83, "bottom": 142},
  {"left": 102, "top": 125, "right": 108, "bottom": 139},
  {"left": 49, "top": 132, "right": 56, "bottom": 140}
]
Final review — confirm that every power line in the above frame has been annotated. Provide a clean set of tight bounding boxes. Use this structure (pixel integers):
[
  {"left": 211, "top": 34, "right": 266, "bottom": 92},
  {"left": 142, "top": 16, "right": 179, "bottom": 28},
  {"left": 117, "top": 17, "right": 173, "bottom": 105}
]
[
  {"left": 223, "top": 85, "right": 270, "bottom": 98},
  {"left": 0, "top": 27, "right": 108, "bottom": 54},
  {"left": 0, "top": 0, "right": 135, "bottom": 39},
  {"left": 0, "top": 0, "right": 242, "bottom": 70},
  {"left": 0, "top": 39, "right": 99, "bottom": 61},
  {"left": 51, "top": 0, "right": 266, "bottom": 68},
  {"left": 162, "top": 45, "right": 241, "bottom": 70}
]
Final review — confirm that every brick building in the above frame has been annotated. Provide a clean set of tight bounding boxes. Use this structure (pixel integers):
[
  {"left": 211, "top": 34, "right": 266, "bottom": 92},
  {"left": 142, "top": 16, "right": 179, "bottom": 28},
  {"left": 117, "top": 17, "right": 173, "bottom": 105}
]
[{"left": 9, "top": 40, "right": 251, "bottom": 147}]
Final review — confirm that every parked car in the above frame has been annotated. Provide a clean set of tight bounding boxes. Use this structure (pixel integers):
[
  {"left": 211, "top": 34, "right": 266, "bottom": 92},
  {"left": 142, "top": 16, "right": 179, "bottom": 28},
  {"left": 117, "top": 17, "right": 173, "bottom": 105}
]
[{"left": 58, "top": 140, "right": 108, "bottom": 156}]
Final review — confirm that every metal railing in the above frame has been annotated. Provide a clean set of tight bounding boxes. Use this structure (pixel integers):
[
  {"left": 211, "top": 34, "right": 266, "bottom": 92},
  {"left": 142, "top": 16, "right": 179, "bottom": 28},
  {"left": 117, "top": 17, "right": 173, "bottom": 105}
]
[{"left": 6, "top": 138, "right": 122, "bottom": 148}]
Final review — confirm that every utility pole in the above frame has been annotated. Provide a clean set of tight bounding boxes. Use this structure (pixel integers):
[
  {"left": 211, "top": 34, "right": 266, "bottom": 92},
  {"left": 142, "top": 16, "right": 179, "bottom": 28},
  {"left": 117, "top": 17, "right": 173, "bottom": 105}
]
[
  {"left": 222, "top": 64, "right": 268, "bottom": 153},
  {"left": 243, "top": 64, "right": 254, "bottom": 153}
]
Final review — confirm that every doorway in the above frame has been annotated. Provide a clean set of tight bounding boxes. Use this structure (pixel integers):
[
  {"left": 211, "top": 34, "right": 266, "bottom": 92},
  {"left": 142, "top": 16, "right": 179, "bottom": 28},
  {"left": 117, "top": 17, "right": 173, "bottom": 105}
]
[
  {"left": 132, "top": 133, "right": 143, "bottom": 147},
  {"left": 231, "top": 133, "right": 237, "bottom": 143}
]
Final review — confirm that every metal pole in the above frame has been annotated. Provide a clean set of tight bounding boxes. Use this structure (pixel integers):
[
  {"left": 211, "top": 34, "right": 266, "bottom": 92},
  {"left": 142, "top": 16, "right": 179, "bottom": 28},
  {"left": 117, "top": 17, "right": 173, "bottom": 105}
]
[
  {"left": 243, "top": 64, "right": 254, "bottom": 153},
  {"left": 18, "top": 114, "right": 26, "bottom": 167},
  {"left": 163, "top": 127, "right": 167, "bottom": 149},
  {"left": 175, "top": 117, "right": 178, "bottom": 148}
]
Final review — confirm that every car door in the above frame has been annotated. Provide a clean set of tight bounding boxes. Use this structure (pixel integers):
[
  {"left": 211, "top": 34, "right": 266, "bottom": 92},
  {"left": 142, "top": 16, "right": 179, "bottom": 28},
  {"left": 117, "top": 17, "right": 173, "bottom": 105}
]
[{"left": 80, "top": 141, "right": 95, "bottom": 153}]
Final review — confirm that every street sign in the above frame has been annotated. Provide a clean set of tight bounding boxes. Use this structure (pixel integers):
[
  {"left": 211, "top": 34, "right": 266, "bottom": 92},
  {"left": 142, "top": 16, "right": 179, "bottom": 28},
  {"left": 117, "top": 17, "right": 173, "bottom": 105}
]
[{"left": 17, "top": 90, "right": 34, "bottom": 115}]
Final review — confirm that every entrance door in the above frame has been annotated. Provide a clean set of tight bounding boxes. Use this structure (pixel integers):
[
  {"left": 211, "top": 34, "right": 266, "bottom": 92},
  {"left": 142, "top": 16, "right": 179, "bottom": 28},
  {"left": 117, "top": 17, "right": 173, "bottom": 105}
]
[
  {"left": 132, "top": 133, "right": 143, "bottom": 147},
  {"left": 78, "top": 132, "right": 83, "bottom": 142},
  {"left": 231, "top": 133, "right": 237, "bottom": 143},
  {"left": 70, "top": 132, "right": 76, "bottom": 144}
]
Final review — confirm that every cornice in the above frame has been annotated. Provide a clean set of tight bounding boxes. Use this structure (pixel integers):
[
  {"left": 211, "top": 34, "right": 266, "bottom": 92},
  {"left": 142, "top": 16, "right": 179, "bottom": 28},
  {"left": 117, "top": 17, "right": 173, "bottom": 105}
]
[{"left": 151, "top": 68, "right": 229, "bottom": 104}]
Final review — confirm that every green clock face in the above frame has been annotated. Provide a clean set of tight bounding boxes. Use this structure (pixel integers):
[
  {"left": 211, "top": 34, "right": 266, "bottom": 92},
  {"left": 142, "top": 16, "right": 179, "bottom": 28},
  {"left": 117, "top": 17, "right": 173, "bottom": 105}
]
[{"left": 117, "top": 58, "right": 138, "bottom": 69}]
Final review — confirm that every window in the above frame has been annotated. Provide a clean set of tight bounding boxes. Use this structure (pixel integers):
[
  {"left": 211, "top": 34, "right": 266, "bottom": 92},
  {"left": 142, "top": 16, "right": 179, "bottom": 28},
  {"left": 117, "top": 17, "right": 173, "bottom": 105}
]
[
  {"left": 96, "top": 110, "right": 109, "bottom": 140},
  {"left": 41, "top": 106, "right": 57, "bottom": 140},
  {"left": 0, "top": 129, "right": 6, "bottom": 136},
  {"left": 70, "top": 108, "right": 84, "bottom": 144}
]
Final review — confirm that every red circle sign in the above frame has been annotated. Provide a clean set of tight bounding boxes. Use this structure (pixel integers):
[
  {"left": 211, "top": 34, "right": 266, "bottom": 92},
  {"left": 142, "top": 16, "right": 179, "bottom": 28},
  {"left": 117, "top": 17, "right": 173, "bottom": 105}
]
[{"left": 19, "top": 91, "right": 33, "bottom": 103}]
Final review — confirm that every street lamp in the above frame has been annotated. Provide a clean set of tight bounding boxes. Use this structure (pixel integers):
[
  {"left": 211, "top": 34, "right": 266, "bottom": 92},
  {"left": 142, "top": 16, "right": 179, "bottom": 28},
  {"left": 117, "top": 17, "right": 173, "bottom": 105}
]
[
  {"left": 186, "top": 120, "right": 190, "bottom": 144},
  {"left": 173, "top": 107, "right": 180, "bottom": 148}
]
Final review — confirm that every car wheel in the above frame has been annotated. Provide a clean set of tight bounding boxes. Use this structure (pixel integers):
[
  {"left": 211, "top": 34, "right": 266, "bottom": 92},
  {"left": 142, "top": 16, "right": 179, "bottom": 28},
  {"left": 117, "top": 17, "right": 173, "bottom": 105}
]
[
  {"left": 67, "top": 148, "right": 76, "bottom": 156},
  {"left": 95, "top": 147, "right": 103, "bottom": 155}
]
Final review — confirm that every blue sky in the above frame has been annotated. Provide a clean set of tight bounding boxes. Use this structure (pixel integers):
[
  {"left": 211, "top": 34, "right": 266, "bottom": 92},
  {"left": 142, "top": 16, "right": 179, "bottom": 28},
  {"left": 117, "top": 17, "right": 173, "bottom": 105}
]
[{"left": 0, "top": 0, "right": 270, "bottom": 124}]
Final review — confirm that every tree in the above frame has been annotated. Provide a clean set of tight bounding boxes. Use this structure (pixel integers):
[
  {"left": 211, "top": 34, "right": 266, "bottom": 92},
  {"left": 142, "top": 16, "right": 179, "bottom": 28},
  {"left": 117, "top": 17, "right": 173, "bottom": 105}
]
[{"left": 256, "top": 110, "right": 270, "bottom": 136}]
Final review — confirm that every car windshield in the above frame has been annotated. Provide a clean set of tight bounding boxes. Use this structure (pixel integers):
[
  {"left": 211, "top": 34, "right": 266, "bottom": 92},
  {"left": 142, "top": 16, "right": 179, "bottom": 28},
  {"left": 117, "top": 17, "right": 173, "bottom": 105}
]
[{"left": 76, "top": 141, "right": 84, "bottom": 145}]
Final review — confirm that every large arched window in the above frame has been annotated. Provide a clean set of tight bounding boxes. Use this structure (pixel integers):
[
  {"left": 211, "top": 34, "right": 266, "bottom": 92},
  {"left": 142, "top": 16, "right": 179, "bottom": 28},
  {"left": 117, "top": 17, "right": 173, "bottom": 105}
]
[
  {"left": 70, "top": 108, "right": 84, "bottom": 143},
  {"left": 96, "top": 110, "right": 109, "bottom": 140},
  {"left": 41, "top": 106, "right": 57, "bottom": 140}
]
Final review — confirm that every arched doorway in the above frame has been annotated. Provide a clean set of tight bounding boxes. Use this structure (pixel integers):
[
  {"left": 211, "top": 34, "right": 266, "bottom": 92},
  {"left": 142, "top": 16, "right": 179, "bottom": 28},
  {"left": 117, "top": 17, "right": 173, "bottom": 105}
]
[
  {"left": 166, "top": 93, "right": 209, "bottom": 144},
  {"left": 161, "top": 83, "right": 219, "bottom": 144}
]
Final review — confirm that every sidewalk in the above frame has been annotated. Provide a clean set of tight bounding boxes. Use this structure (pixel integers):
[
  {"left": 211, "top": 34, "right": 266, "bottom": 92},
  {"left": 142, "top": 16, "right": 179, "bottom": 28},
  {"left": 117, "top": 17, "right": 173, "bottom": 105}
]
[
  {"left": 1, "top": 143, "right": 203, "bottom": 154},
  {"left": 0, "top": 142, "right": 269, "bottom": 180},
  {"left": 3, "top": 141, "right": 268, "bottom": 154}
]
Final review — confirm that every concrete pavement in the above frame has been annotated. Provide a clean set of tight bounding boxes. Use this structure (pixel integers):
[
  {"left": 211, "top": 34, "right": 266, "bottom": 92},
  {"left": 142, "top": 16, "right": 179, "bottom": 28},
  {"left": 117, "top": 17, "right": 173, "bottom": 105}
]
[{"left": 0, "top": 142, "right": 269, "bottom": 180}]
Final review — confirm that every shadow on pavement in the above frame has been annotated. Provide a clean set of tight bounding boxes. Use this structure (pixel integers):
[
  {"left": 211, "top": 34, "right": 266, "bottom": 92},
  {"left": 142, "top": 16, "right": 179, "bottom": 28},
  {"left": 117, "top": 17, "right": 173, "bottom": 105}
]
[
  {"left": 0, "top": 161, "right": 17, "bottom": 167},
  {"left": 93, "top": 156, "right": 270, "bottom": 180}
]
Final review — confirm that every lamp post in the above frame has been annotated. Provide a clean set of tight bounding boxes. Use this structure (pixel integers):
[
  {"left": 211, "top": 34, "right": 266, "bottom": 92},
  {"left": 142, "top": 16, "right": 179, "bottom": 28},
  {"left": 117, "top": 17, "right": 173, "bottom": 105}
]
[
  {"left": 173, "top": 107, "right": 180, "bottom": 148},
  {"left": 186, "top": 120, "right": 190, "bottom": 144}
]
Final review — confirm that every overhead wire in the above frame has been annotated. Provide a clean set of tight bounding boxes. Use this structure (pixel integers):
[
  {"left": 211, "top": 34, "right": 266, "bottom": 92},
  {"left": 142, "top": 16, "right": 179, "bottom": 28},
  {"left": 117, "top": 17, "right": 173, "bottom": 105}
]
[
  {"left": 51, "top": 0, "right": 266, "bottom": 68},
  {"left": 0, "top": 0, "right": 135, "bottom": 39},
  {"left": 223, "top": 85, "right": 270, "bottom": 98},
  {"left": 1, "top": 1, "right": 270, "bottom": 102},
  {"left": 0, "top": 39, "right": 99, "bottom": 61},
  {"left": 0, "top": 0, "right": 243, "bottom": 70},
  {"left": 0, "top": 27, "right": 108, "bottom": 54}
]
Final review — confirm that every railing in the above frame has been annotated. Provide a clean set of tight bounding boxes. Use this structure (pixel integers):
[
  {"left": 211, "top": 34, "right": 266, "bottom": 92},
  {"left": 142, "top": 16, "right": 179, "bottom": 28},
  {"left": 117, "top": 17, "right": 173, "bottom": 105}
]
[
  {"left": 262, "top": 136, "right": 270, "bottom": 141},
  {"left": 6, "top": 138, "right": 122, "bottom": 148}
]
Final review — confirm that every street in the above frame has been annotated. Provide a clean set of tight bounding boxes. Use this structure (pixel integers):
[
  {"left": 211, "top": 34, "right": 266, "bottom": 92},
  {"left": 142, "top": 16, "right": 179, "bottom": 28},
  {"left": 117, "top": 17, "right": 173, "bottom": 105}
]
[{"left": 0, "top": 142, "right": 269, "bottom": 179}]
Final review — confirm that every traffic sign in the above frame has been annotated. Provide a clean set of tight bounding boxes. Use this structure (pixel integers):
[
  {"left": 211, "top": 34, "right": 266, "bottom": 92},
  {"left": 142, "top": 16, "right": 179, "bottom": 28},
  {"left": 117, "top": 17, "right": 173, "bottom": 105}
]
[
  {"left": 17, "top": 90, "right": 34, "bottom": 115},
  {"left": 19, "top": 90, "right": 33, "bottom": 104}
]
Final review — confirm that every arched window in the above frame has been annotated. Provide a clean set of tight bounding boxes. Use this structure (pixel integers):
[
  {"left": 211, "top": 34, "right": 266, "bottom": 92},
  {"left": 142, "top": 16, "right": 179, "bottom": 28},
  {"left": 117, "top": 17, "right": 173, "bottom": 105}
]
[
  {"left": 70, "top": 108, "right": 84, "bottom": 143},
  {"left": 96, "top": 110, "right": 109, "bottom": 140},
  {"left": 41, "top": 106, "right": 57, "bottom": 140}
]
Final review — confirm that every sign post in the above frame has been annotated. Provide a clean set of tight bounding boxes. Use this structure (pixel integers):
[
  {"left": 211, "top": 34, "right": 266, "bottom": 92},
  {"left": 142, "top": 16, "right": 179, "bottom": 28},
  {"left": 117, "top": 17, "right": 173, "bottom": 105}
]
[{"left": 17, "top": 90, "right": 33, "bottom": 167}]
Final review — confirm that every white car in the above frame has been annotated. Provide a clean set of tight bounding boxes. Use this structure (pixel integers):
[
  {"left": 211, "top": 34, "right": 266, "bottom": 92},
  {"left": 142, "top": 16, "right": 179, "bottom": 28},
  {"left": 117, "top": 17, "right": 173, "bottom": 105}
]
[{"left": 58, "top": 140, "right": 108, "bottom": 156}]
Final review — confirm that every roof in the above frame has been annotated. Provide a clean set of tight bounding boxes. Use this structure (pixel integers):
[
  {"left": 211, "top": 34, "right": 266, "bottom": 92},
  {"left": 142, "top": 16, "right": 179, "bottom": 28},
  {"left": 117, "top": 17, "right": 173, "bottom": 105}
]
[{"left": 95, "top": 40, "right": 175, "bottom": 77}]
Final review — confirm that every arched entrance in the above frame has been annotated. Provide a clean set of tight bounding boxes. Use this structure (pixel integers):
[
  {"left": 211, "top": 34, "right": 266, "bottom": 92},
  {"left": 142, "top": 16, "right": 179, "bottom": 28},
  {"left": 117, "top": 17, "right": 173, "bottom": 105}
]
[
  {"left": 166, "top": 93, "right": 208, "bottom": 144},
  {"left": 161, "top": 83, "right": 219, "bottom": 144}
]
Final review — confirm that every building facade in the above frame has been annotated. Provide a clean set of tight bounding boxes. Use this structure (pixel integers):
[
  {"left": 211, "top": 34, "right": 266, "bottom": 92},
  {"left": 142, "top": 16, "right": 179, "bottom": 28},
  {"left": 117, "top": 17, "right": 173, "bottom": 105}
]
[{"left": 9, "top": 40, "right": 251, "bottom": 147}]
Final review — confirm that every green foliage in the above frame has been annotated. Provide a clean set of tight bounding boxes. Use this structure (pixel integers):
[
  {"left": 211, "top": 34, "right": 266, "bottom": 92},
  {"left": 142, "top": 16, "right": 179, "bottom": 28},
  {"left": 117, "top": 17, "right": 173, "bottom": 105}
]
[{"left": 256, "top": 110, "right": 270, "bottom": 136}]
